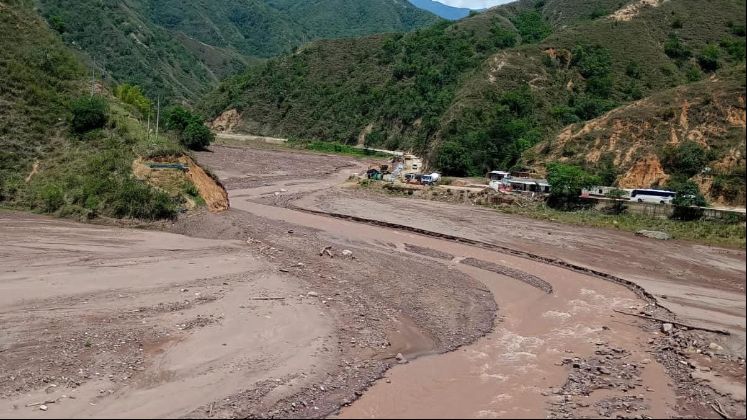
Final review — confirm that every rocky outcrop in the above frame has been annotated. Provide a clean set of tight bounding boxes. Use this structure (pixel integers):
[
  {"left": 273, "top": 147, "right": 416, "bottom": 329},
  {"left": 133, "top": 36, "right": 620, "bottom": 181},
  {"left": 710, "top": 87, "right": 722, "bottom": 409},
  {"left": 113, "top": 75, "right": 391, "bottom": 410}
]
[
  {"left": 210, "top": 109, "right": 241, "bottom": 133},
  {"left": 618, "top": 156, "right": 669, "bottom": 189}
]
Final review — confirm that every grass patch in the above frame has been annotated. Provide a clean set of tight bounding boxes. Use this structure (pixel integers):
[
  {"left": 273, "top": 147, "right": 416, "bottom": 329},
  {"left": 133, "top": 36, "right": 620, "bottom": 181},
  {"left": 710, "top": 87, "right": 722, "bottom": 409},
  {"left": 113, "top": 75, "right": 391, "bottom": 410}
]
[
  {"left": 496, "top": 205, "right": 746, "bottom": 248},
  {"left": 290, "top": 141, "right": 391, "bottom": 158}
]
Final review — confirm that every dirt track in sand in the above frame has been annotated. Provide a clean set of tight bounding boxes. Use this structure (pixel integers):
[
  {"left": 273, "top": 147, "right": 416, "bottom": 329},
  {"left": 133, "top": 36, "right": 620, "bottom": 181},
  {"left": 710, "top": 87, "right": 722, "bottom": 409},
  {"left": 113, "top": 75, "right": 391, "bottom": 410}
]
[{"left": 1, "top": 141, "right": 745, "bottom": 419}]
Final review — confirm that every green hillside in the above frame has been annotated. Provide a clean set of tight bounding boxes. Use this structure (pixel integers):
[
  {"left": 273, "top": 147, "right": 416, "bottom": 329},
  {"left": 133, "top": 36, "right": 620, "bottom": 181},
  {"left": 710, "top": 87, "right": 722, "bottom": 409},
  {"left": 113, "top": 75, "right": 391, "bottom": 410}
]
[
  {"left": 204, "top": 0, "right": 745, "bottom": 184},
  {"left": 1, "top": 0, "right": 187, "bottom": 220},
  {"left": 35, "top": 0, "right": 440, "bottom": 103}
]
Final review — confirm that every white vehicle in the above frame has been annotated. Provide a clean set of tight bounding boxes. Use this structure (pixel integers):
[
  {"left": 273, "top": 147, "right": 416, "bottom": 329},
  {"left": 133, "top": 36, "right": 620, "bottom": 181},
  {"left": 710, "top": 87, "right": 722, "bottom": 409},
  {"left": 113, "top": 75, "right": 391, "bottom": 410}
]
[
  {"left": 488, "top": 171, "right": 510, "bottom": 190},
  {"left": 421, "top": 172, "right": 441, "bottom": 185},
  {"left": 629, "top": 189, "right": 676, "bottom": 204}
]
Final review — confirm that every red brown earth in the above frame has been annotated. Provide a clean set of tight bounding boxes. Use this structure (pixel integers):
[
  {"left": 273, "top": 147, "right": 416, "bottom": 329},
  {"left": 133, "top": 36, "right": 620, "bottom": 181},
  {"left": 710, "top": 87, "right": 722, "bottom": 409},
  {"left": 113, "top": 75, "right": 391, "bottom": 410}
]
[{"left": 1, "top": 141, "right": 744, "bottom": 419}]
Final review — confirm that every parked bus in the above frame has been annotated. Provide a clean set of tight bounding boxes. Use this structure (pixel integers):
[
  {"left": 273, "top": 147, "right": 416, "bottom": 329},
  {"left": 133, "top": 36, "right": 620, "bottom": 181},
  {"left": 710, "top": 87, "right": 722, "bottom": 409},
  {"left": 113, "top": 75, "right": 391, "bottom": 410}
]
[
  {"left": 629, "top": 189, "right": 676, "bottom": 204},
  {"left": 488, "top": 171, "right": 510, "bottom": 190}
]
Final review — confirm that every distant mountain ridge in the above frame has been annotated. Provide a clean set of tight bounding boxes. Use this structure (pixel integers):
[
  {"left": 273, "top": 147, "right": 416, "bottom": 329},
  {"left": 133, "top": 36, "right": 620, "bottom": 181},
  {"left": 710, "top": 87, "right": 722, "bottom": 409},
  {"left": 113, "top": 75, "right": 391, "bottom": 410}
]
[
  {"left": 408, "top": 0, "right": 472, "bottom": 20},
  {"left": 203, "top": 0, "right": 746, "bottom": 204}
]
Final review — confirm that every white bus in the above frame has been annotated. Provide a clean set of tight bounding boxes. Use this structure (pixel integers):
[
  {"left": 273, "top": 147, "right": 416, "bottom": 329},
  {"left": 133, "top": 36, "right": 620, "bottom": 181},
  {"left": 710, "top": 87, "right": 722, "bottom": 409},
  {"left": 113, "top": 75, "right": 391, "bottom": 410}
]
[
  {"left": 629, "top": 189, "right": 676, "bottom": 204},
  {"left": 488, "top": 171, "right": 510, "bottom": 190}
]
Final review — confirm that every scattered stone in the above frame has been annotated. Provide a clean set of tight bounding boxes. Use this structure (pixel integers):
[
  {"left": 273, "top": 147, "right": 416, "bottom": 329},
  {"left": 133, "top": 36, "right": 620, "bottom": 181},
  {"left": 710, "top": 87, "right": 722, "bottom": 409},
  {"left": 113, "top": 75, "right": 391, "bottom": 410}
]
[
  {"left": 395, "top": 353, "right": 408, "bottom": 364},
  {"left": 319, "top": 246, "right": 334, "bottom": 258},
  {"left": 635, "top": 230, "right": 671, "bottom": 240},
  {"left": 307, "top": 292, "right": 319, "bottom": 297},
  {"left": 662, "top": 323, "right": 674, "bottom": 334},
  {"left": 342, "top": 250, "right": 353, "bottom": 258},
  {"left": 39, "top": 405, "right": 48, "bottom": 411},
  {"left": 708, "top": 342, "right": 723, "bottom": 351}
]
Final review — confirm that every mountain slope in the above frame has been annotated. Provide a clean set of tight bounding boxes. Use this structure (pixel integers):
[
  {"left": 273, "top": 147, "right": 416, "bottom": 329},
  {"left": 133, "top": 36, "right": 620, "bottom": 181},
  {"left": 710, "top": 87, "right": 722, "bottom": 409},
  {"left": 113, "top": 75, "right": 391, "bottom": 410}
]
[
  {"left": 408, "top": 0, "right": 472, "bottom": 20},
  {"left": 0, "top": 0, "right": 188, "bottom": 219},
  {"left": 525, "top": 68, "right": 746, "bottom": 205},
  {"left": 204, "top": 0, "right": 746, "bottom": 198},
  {"left": 35, "top": 0, "right": 440, "bottom": 103}
]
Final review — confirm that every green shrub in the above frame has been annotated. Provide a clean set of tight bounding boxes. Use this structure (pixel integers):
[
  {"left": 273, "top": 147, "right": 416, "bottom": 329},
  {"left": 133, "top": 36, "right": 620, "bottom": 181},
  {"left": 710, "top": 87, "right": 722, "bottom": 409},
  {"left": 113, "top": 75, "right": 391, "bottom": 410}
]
[
  {"left": 436, "top": 141, "right": 471, "bottom": 177},
  {"left": 164, "top": 106, "right": 200, "bottom": 132},
  {"left": 727, "top": 22, "right": 746, "bottom": 36},
  {"left": 671, "top": 17, "right": 683, "bottom": 29},
  {"left": 685, "top": 64, "right": 703, "bottom": 82},
  {"left": 571, "top": 44, "right": 612, "bottom": 78},
  {"left": 48, "top": 15, "right": 65, "bottom": 33},
  {"left": 490, "top": 24, "right": 518, "bottom": 49},
  {"left": 719, "top": 37, "right": 746, "bottom": 61},
  {"left": 114, "top": 84, "right": 152, "bottom": 116},
  {"left": 625, "top": 61, "right": 642, "bottom": 79},
  {"left": 662, "top": 141, "right": 710, "bottom": 177},
  {"left": 511, "top": 11, "right": 552, "bottom": 44},
  {"left": 697, "top": 44, "right": 721, "bottom": 72},
  {"left": 108, "top": 178, "right": 178, "bottom": 220},
  {"left": 603, "top": 188, "right": 628, "bottom": 214},
  {"left": 664, "top": 33, "right": 692, "bottom": 61},
  {"left": 667, "top": 179, "right": 707, "bottom": 220},
  {"left": 71, "top": 96, "right": 108, "bottom": 133},
  {"left": 180, "top": 122, "right": 214, "bottom": 150},
  {"left": 546, "top": 163, "right": 600, "bottom": 210}
]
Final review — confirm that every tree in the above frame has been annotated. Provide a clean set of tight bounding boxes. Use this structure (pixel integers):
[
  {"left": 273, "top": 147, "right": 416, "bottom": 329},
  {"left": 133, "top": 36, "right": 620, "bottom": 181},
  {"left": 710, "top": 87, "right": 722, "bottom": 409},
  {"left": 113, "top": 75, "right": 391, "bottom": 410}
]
[
  {"left": 164, "top": 106, "right": 200, "bottom": 132},
  {"left": 546, "top": 163, "right": 600, "bottom": 209},
  {"left": 114, "top": 84, "right": 152, "bottom": 117},
  {"left": 604, "top": 188, "right": 628, "bottom": 214},
  {"left": 666, "top": 179, "right": 707, "bottom": 220},
  {"left": 71, "top": 96, "right": 108, "bottom": 133},
  {"left": 490, "top": 24, "right": 517, "bottom": 49},
  {"left": 180, "top": 122, "right": 214, "bottom": 150},
  {"left": 436, "top": 141, "right": 471, "bottom": 176},
  {"left": 571, "top": 44, "right": 612, "bottom": 78},
  {"left": 511, "top": 11, "right": 552, "bottom": 44}
]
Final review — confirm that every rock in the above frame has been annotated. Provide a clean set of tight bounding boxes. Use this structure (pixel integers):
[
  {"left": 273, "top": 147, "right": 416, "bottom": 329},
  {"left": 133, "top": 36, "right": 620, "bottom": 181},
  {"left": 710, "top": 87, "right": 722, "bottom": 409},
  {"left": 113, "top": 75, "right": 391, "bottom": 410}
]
[
  {"left": 39, "top": 405, "right": 48, "bottom": 411},
  {"left": 661, "top": 323, "right": 674, "bottom": 334},
  {"left": 395, "top": 353, "right": 408, "bottom": 364},
  {"left": 341, "top": 250, "right": 353, "bottom": 258},
  {"left": 708, "top": 342, "right": 724, "bottom": 351},
  {"left": 307, "top": 292, "right": 319, "bottom": 297},
  {"left": 635, "top": 230, "right": 671, "bottom": 240}
]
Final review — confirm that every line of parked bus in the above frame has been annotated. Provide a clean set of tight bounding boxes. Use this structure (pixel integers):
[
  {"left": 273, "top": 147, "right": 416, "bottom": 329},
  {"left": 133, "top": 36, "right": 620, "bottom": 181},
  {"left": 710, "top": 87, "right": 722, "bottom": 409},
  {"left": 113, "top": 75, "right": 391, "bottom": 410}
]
[{"left": 488, "top": 171, "right": 679, "bottom": 204}]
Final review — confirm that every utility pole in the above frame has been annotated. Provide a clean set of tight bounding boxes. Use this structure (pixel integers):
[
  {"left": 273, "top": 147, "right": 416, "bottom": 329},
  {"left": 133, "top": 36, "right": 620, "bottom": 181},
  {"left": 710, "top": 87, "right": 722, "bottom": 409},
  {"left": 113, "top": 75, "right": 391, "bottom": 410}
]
[
  {"left": 155, "top": 95, "right": 160, "bottom": 142},
  {"left": 90, "top": 58, "right": 96, "bottom": 97}
]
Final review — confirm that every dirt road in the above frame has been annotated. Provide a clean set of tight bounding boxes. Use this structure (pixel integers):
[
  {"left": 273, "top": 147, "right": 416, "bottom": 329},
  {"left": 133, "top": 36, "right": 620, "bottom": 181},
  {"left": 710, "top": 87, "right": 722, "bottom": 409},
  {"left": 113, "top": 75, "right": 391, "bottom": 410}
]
[{"left": 2, "top": 141, "right": 745, "bottom": 419}]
